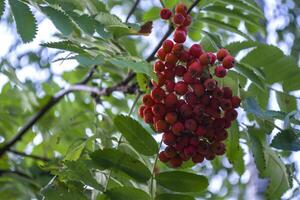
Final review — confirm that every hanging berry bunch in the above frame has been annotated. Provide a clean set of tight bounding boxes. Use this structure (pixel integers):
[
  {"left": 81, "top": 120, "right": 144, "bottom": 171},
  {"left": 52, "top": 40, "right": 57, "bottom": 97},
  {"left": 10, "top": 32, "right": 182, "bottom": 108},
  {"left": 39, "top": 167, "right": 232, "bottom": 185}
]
[{"left": 139, "top": 3, "right": 241, "bottom": 168}]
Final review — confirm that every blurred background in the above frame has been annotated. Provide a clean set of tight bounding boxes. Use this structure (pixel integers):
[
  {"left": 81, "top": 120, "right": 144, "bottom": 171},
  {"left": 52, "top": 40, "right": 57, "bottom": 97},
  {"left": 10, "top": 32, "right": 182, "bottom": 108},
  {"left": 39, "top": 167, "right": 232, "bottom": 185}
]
[{"left": 0, "top": 0, "right": 300, "bottom": 199}]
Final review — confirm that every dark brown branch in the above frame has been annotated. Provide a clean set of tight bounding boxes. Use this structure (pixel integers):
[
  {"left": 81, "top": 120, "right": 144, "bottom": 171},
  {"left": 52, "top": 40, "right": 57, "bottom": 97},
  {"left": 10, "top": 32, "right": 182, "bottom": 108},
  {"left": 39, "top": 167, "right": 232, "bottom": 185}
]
[
  {"left": 8, "top": 149, "right": 50, "bottom": 162},
  {"left": 125, "top": 0, "right": 141, "bottom": 22},
  {"left": 146, "top": 0, "right": 201, "bottom": 62},
  {"left": 0, "top": 169, "right": 32, "bottom": 179}
]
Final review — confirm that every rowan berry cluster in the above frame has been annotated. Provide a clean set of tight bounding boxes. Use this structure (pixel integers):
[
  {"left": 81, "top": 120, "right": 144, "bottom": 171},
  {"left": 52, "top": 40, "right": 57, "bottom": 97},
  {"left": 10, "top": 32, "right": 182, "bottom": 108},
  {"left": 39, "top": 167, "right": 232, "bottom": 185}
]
[{"left": 139, "top": 3, "right": 241, "bottom": 168}]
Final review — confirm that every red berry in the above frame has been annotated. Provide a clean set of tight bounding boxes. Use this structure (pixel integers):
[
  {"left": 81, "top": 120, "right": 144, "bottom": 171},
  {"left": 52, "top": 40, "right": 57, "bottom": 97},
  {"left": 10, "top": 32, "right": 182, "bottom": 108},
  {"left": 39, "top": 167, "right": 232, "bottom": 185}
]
[
  {"left": 179, "top": 103, "right": 193, "bottom": 119},
  {"left": 157, "top": 48, "right": 166, "bottom": 61},
  {"left": 220, "top": 98, "right": 232, "bottom": 111},
  {"left": 223, "top": 55, "right": 235, "bottom": 69},
  {"left": 151, "top": 87, "right": 166, "bottom": 102},
  {"left": 217, "top": 48, "right": 229, "bottom": 61},
  {"left": 144, "top": 113, "right": 154, "bottom": 124},
  {"left": 196, "top": 126, "right": 206, "bottom": 136},
  {"left": 138, "top": 105, "right": 146, "bottom": 118},
  {"left": 175, "top": 65, "right": 187, "bottom": 76},
  {"left": 183, "top": 72, "right": 195, "bottom": 84},
  {"left": 222, "top": 87, "right": 233, "bottom": 99},
  {"left": 215, "top": 129, "right": 228, "bottom": 141},
  {"left": 164, "top": 146, "right": 177, "bottom": 158},
  {"left": 192, "top": 83, "right": 205, "bottom": 97},
  {"left": 189, "top": 44, "right": 203, "bottom": 58},
  {"left": 165, "top": 112, "right": 178, "bottom": 124},
  {"left": 152, "top": 103, "right": 166, "bottom": 117},
  {"left": 212, "top": 87, "right": 223, "bottom": 98},
  {"left": 185, "top": 92, "right": 197, "bottom": 105},
  {"left": 208, "top": 52, "right": 217, "bottom": 64},
  {"left": 169, "top": 157, "right": 183, "bottom": 168},
  {"left": 154, "top": 61, "right": 165, "bottom": 73},
  {"left": 159, "top": 151, "right": 170, "bottom": 162},
  {"left": 165, "top": 80, "right": 175, "bottom": 92},
  {"left": 199, "top": 53, "right": 210, "bottom": 66},
  {"left": 160, "top": 8, "right": 172, "bottom": 20},
  {"left": 174, "top": 81, "right": 188, "bottom": 95},
  {"left": 179, "top": 50, "right": 190, "bottom": 62},
  {"left": 172, "top": 43, "right": 184, "bottom": 55},
  {"left": 211, "top": 142, "right": 226, "bottom": 155},
  {"left": 142, "top": 94, "right": 154, "bottom": 107},
  {"left": 164, "top": 93, "right": 178, "bottom": 107},
  {"left": 225, "top": 109, "right": 238, "bottom": 121},
  {"left": 204, "top": 79, "right": 217, "bottom": 91},
  {"left": 162, "top": 39, "right": 174, "bottom": 53},
  {"left": 172, "top": 121, "right": 184, "bottom": 135},
  {"left": 231, "top": 96, "right": 241, "bottom": 108},
  {"left": 213, "top": 118, "right": 226, "bottom": 130},
  {"left": 155, "top": 120, "right": 169, "bottom": 133},
  {"left": 173, "top": 13, "right": 185, "bottom": 25},
  {"left": 184, "top": 119, "right": 197, "bottom": 132},
  {"left": 164, "top": 69, "right": 175, "bottom": 80},
  {"left": 192, "top": 154, "right": 204, "bottom": 163},
  {"left": 188, "top": 61, "right": 203, "bottom": 76},
  {"left": 215, "top": 66, "right": 227, "bottom": 78},
  {"left": 173, "top": 30, "right": 186, "bottom": 43},
  {"left": 162, "top": 132, "right": 176, "bottom": 145},
  {"left": 175, "top": 3, "right": 188, "bottom": 15},
  {"left": 184, "top": 146, "right": 196, "bottom": 157},
  {"left": 183, "top": 15, "right": 192, "bottom": 26},
  {"left": 165, "top": 53, "right": 178, "bottom": 65}
]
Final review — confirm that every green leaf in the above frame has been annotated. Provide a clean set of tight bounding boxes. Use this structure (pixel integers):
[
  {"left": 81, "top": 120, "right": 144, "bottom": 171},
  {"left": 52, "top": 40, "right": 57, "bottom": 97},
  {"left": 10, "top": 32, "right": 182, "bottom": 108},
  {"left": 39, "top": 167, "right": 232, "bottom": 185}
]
[
  {"left": 218, "top": 0, "right": 264, "bottom": 18},
  {"left": 225, "top": 41, "right": 258, "bottom": 56},
  {"left": 102, "top": 187, "right": 150, "bottom": 200},
  {"left": 203, "top": 6, "right": 262, "bottom": 29},
  {"left": 114, "top": 115, "right": 158, "bottom": 156},
  {"left": 62, "top": 160, "right": 104, "bottom": 191},
  {"left": 0, "top": 0, "right": 5, "bottom": 19},
  {"left": 90, "top": 149, "right": 152, "bottom": 182},
  {"left": 226, "top": 122, "right": 245, "bottom": 175},
  {"left": 155, "top": 194, "right": 195, "bottom": 200},
  {"left": 271, "top": 129, "right": 300, "bottom": 151},
  {"left": 276, "top": 91, "right": 297, "bottom": 112},
  {"left": 197, "top": 17, "right": 252, "bottom": 40},
  {"left": 143, "top": 7, "right": 160, "bottom": 21},
  {"left": 41, "top": 41, "right": 88, "bottom": 55},
  {"left": 96, "top": 12, "right": 127, "bottom": 28},
  {"left": 156, "top": 171, "right": 208, "bottom": 193},
  {"left": 9, "top": 0, "right": 37, "bottom": 42},
  {"left": 63, "top": 140, "right": 86, "bottom": 161},
  {"left": 198, "top": 0, "right": 218, "bottom": 8},
  {"left": 109, "top": 57, "right": 155, "bottom": 80},
  {"left": 247, "top": 128, "right": 266, "bottom": 173},
  {"left": 262, "top": 147, "right": 291, "bottom": 199},
  {"left": 200, "top": 31, "right": 222, "bottom": 52},
  {"left": 40, "top": 6, "right": 74, "bottom": 35},
  {"left": 163, "top": 0, "right": 179, "bottom": 8},
  {"left": 241, "top": 44, "right": 300, "bottom": 91},
  {"left": 136, "top": 73, "right": 148, "bottom": 92},
  {"left": 244, "top": 97, "right": 266, "bottom": 119},
  {"left": 235, "top": 62, "right": 265, "bottom": 90},
  {"left": 68, "top": 12, "right": 96, "bottom": 35}
]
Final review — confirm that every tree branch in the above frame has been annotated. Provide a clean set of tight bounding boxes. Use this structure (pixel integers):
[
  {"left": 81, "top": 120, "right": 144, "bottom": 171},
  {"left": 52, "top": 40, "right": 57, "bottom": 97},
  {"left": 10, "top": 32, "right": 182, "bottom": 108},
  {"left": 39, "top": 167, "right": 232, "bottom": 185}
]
[
  {"left": 0, "top": 66, "right": 137, "bottom": 157},
  {"left": 125, "top": 0, "right": 141, "bottom": 22},
  {"left": 8, "top": 149, "right": 50, "bottom": 162}
]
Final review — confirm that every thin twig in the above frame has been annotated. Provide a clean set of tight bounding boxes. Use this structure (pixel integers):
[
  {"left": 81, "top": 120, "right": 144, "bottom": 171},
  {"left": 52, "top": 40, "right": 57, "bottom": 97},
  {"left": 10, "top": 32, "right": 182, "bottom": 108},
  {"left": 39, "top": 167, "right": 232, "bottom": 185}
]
[
  {"left": 8, "top": 149, "right": 50, "bottom": 162},
  {"left": 125, "top": 0, "right": 141, "bottom": 22}
]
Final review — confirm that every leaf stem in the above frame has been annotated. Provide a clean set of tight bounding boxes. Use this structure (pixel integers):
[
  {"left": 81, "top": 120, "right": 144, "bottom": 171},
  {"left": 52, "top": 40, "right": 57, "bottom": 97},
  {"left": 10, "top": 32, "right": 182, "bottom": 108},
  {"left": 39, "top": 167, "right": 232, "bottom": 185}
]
[
  {"left": 150, "top": 139, "right": 163, "bottom": 199},
  {"left": 104, "top": 92, "right": 142, "bottom": 191}
]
